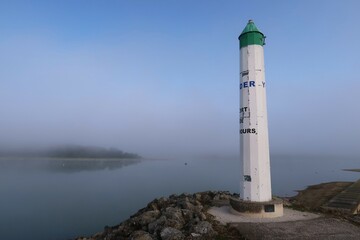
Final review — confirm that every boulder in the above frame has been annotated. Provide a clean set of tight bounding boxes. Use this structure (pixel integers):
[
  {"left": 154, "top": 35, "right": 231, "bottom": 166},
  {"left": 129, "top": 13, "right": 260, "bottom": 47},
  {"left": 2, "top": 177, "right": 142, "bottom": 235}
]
[
  {"left": 181, "top": 209, "right": 194, "bottom": 222},
  {"left": 133, "top": 210, "right": 160, "bottom": 227},
  {"left": 177, "top": 200, "right": 196, "bottom": 211},
  {"left": 160, "top": 227, "right": 185, "bottom": 240},
  {"left": 148, "top": 216, "right": 167, "bottom": 234},
  {"left": 191, "top": 221, "right": 216, "bottom": 236},
  {"left": 164, "top": 207, "right": 184, "bottom": 221},
  {"left": 130, "top": 230, "right": 154, "bottom": 240}
]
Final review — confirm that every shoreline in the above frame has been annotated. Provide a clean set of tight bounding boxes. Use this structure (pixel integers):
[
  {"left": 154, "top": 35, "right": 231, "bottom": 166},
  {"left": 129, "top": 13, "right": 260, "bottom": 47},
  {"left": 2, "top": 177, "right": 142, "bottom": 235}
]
[{"left": 76, "top": 181, "right": 360, "bottom": 240}]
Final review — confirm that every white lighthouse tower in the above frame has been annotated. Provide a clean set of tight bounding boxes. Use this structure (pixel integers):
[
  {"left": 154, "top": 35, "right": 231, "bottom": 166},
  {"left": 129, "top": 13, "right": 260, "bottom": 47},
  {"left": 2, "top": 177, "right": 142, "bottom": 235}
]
[
  {"left": 230, "top": 20, "right": 283, "bottom": 218},
  {"left": 239, "top": 20, "right": 271, "bottom": 202}
]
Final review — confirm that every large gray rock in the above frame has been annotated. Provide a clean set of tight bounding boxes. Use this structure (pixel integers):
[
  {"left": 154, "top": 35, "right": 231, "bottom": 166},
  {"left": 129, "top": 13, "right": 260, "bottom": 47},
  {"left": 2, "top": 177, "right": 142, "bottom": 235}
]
[
  {"left": 194, "top": 193, "right": 202, "bottom": 201},
  {"left": 130, "top": 230, "right": 154, "bottom": 240},
  {"left": 160, "top": 227, "right": 185, "bottom": 240},
  {"left": 194, "top": 211, "right": 207, "bottom": 221},
  {"left": 191, "top": 221, "right": 216, "bottom": 235},
  {"left": 162, "top": 207, "right": 185, "bottom": 229},
  {"left": 148, "top": 216, "right": 167, "bottom": 234},
  {"left": 177, "top": 199, "right": 196, "bottom": 211},
  {"left": 134, "top": 210, "right": 160, "bottom": 226},
  {"left": 181, "top": 209, "right": 194, "bottom": 222},
  {"left": 164, "top": 207, "right": 184, "bottom": 223},
  {"left": 152, "top": 197, "right": 169, "bottom": 210},
  {"left": 163, "top": 218, "right": 184, "bottom": 230}
]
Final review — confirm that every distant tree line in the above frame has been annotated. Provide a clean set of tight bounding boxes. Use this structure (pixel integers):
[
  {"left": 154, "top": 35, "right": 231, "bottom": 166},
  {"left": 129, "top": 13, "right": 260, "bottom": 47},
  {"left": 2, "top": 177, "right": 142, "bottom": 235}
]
[
  {"left": 0, "top": 145, "right": 141, "bottom": 159},
  {"left": 46, "top": 146, "right": 140, "bottom": 159}
]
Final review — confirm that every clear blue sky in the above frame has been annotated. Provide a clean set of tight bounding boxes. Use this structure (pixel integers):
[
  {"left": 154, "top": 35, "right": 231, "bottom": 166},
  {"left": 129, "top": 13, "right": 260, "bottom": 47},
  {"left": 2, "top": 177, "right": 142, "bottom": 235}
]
[{"left": 0, "top": 0, "right": 359, "bottom": 157}]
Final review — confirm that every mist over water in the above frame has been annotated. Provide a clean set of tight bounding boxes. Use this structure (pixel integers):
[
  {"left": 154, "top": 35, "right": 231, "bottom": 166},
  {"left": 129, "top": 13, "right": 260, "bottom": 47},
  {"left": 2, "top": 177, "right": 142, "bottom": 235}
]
[
  {"left": 0, "top": 155, "right": 359, "bottom": 240},
  {"left": 0, "top": 10, "right": 359, "bottom": 160},
  {"left": 1, "top": 1, "right": 360, "bottom": 240}
]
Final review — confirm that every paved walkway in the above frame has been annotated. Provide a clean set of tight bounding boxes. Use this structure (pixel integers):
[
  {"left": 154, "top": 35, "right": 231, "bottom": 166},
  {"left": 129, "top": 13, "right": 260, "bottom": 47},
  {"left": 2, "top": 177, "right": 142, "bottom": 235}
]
[
  {"left": 323, "top": 179, "right": 360, "bottom": 214},
  {"left": 208, "top": 206, "right": 360, "bottom": 239},
  {"left": 229, "top": 217, "right": 360, "bottom": 240}
]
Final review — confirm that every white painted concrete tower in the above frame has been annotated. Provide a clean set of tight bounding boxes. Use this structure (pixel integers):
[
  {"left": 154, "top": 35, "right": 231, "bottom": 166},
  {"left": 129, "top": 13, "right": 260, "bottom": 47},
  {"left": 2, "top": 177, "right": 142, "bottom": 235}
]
[{"left": 239, "top": 20, "right": 272, "bottom": 202}]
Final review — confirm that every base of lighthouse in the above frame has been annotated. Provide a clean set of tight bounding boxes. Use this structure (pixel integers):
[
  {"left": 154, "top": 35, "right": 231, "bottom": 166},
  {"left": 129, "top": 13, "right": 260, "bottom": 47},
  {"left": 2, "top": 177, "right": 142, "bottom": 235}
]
[{"left": 229, "top": 197, "right": 284, "bottom": 218}]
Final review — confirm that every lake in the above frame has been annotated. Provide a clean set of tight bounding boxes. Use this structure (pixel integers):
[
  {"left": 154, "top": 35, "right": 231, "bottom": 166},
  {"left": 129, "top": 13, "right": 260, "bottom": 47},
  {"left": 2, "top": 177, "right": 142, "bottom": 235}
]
[{"left": 0, "top": 155, "right": 359, "bottom": 240}]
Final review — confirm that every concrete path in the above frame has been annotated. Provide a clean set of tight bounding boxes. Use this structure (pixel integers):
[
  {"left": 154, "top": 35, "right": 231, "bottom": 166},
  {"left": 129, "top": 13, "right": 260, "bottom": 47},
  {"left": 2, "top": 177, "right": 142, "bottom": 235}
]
[
  {"left": 208, "top": 206, "right": 360, "bottom": 239},
  {"left": 229, "top": 217, "right": 360, "bottom": 240},
  {"left": 323, "top": 179, "right": 360, "bottom": 214}
]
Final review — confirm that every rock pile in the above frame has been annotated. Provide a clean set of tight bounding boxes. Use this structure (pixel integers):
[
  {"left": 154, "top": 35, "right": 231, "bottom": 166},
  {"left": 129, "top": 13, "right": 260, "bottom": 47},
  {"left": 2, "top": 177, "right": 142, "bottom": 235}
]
[{"left": 76, "top": 191, "right": 241, "bottom": 240}]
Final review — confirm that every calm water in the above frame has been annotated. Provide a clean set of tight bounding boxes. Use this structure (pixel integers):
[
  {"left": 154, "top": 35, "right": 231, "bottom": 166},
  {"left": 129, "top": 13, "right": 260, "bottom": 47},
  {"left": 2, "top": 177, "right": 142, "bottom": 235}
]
[{"left": 0, "top": 155, "right": 359, "bottom": 240}]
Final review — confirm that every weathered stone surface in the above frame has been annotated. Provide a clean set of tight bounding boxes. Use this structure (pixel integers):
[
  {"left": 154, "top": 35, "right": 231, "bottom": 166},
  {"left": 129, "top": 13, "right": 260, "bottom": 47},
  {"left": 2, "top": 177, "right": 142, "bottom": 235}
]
[
  {"left": 148, "top": 216, "right": 167, "bottom": 234},
  {"left": 130, "top": 230, "right": 154, "bottom": 240},
  {"left": 197, "top": 212, "right": 207, "bottom": 221},
  {"left": 177, "top": 199, "right": 195, "bottom": 211},
  {"left": 181, "top": 209, "right": 193, "bottom": 222},
  {"left": 191, "top": 221, "right": 216, "bottom": 235},
  {"left": 190, "top": 232, "right": 201, "bottom": 237},
  {"left": 133, "top": 210, "right": 161, "bottom": 227},
  {"left": 164, "top": 207, "right": 184, "bottom": 222},
  {"left": 75, "top": 188, "right": 360, "bottom": 240},
  {"left": 160, "top": 227, "right": 185, "bottom": 240},
  {"left": 194, "top": 193, "right": 202, "bottom": 201},
  {"left": 75, "top": 191, "right": 244, "bottom": 240}
]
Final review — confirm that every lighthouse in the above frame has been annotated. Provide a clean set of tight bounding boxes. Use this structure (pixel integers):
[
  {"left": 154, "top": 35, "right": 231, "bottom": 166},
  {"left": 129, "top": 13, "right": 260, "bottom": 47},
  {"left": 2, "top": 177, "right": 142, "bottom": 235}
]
[
  {"left": 230, "top": 20, "right": 283, "bottom": 218},
  {"left": 239, "top": 20, "right": 271, "bottom": 202}
]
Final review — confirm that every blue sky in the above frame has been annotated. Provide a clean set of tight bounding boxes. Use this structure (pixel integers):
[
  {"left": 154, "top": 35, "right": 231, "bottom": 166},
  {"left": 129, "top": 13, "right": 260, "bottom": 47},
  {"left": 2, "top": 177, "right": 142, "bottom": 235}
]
[{"left": 0, "top": 0, "right": 360, "bottom": 157}]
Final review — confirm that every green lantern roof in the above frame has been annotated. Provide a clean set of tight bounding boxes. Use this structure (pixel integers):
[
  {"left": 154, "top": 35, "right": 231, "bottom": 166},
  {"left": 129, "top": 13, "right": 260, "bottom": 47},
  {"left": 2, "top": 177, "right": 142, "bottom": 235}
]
[{"left": 239, "top": 20, "right": 265, "bottom": 48}]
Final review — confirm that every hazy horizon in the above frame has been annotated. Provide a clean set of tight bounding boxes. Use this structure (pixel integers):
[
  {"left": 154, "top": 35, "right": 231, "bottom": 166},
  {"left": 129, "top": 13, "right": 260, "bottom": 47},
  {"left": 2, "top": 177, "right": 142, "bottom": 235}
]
[{"left": 1, "top": 0, "right": 360, "bottom": 159}]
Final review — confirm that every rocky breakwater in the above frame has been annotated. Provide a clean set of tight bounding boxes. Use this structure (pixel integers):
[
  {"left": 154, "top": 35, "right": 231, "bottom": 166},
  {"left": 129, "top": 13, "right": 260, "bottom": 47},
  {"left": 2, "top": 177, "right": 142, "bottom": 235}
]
[{"left": 76, "top": 191, "right": 242, "bottom": 240}]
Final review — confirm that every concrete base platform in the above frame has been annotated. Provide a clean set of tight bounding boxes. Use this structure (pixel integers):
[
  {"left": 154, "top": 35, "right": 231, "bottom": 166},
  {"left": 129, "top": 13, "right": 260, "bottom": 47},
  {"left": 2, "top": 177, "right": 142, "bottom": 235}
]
[
  {"left": 229, "top": 197, "right": 284, "bottom": 218},
  {"left": 208, "top": 206, "right": 320, "bottom": 224}
]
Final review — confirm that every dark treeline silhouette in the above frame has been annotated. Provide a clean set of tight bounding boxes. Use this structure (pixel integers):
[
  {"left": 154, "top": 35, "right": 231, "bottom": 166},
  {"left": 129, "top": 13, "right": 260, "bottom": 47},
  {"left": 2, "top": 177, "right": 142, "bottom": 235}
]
[{"left": 0, "top": 145, "right": 141, "bottom": 159}]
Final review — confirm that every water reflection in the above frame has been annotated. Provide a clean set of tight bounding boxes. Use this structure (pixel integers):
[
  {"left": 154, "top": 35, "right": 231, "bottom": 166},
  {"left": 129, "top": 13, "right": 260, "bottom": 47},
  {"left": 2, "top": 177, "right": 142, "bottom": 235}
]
[
  {"left": 0, "top": 158, "right": 141, "bottom": 173},
  {"left": 0, "top": 155, "right": 359, "bottom": 240}
]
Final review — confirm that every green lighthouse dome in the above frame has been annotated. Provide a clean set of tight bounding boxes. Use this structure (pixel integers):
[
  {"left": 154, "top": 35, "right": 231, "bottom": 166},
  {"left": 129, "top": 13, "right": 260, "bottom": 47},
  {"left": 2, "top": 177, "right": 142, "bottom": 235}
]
[{"left": 239, "top": 20, "right": 265, "bottom": 48}]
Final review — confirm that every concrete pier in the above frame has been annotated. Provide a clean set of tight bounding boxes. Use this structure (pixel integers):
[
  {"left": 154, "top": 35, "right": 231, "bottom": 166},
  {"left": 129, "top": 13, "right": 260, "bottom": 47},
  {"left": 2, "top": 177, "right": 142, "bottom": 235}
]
[{"left": 323, "top": 179, "right": 360, "bottom": 214}]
